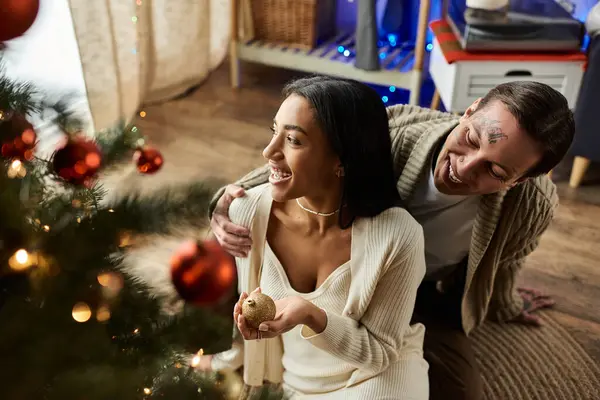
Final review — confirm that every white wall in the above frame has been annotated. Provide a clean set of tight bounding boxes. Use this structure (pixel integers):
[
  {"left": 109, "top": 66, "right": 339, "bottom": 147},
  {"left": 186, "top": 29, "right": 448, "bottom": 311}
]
[{"left": 2, "top": 0, "right": 92, "bottom": 156}]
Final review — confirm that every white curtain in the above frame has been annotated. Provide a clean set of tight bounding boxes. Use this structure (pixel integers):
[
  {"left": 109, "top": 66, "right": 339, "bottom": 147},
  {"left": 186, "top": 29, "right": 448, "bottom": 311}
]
[{"left": 68, "top": 0, "right": 230, "bottom": 131}]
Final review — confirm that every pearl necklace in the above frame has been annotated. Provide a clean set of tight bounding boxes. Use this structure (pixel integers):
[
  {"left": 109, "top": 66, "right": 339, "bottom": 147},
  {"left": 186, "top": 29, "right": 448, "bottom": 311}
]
[{"left": 296, "top": 199, "right": 339, "bottom": 217}]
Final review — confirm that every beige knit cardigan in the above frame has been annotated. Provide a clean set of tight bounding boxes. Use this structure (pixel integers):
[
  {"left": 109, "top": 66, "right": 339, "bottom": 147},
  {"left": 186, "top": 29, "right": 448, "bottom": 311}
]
[
  {"left": 211, "top": 184, "right": 427, "bottom": 389},
  {"left": 208, "top": 105, "right": 558, "bottom": 334}
]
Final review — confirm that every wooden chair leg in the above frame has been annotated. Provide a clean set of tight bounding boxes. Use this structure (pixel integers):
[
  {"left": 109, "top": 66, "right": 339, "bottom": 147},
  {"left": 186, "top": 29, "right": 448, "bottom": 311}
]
[
  {"left": 569, "top": 156, "right": 591, "bottom": 188},
  {"left": 431, "top": 89, "right": 441, "bottom": 110}
]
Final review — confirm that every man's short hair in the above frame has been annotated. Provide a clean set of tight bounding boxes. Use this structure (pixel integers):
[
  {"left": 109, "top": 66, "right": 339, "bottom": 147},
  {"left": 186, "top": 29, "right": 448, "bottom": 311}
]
[{"left": 476, "top": 81, "right": 575, "bottom": 177}]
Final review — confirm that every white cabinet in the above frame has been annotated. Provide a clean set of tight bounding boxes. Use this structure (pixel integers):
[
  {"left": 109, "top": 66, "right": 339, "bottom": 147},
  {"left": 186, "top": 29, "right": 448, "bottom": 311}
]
[{"left": 429, "top": 37, "right": 586, "bottom": 112}]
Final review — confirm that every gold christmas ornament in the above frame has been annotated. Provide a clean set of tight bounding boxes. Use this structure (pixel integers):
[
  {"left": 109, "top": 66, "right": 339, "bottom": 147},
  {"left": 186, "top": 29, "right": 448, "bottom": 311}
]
[{"left": 241, "top": 292, "right": 276, "bottom": 329}]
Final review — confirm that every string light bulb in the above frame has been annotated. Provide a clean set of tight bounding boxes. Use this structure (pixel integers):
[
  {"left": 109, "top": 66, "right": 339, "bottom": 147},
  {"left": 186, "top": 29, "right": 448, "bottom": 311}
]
[
  {"left": 191, "top": 348, "right": 204, "bottom": 367},
  {"left": 118, "top": 231, "right": 133, "bottom": 247},
  {"left": 72, "top": 302, "right": 92, "bottom": 322},
  {"left": 8, "top": 249, "right": 33, "bottom": 271},
  {"left": 97, "top": 271, "right": 124, "bottom": 300},
  {"left": 96, "top": 305, "right": 111, "bottom": 322},
  {"left": 15, "top": 249, "right": 28, "bottom": 264},
  {"left": 7, "top": 159, "right": 27, "bottom": 178}
]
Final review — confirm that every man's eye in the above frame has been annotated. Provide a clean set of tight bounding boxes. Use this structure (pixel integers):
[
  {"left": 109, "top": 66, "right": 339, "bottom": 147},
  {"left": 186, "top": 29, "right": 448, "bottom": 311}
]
[
  {"left": 489, "top": 167, "right": 507, "bottom": 181},
  {"left": 465, "top": 129, "right": 476, "bottom": 146}
]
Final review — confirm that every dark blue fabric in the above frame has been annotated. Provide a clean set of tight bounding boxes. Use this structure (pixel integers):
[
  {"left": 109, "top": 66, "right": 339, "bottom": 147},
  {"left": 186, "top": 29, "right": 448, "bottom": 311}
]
[{"left": 573, "top": 35, "right": 600, "bottom": 162}]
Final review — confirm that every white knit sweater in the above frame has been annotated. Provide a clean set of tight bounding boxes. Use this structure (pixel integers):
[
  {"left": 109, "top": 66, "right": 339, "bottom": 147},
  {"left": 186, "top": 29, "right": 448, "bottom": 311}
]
[{"left": 211, "top": 184, "right": 428, "bottom": 399}]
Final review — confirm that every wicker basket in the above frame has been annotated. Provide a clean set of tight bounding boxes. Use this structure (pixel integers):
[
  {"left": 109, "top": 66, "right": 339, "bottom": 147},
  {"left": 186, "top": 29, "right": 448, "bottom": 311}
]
[{"left": 251, "top": 0, "right": 337, "bottom": 49}]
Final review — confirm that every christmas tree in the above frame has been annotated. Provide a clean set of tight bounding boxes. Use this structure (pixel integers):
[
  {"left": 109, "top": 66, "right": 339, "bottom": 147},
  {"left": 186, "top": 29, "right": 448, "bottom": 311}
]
[{"left": 0, "top": 3, "right": 282, "bottom": 399}]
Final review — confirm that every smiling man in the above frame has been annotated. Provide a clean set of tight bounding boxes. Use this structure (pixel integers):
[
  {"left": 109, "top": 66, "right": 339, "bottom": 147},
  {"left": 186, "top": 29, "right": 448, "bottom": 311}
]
[{"left": 208, "top": 81, "right": 575, "bottom": 400}]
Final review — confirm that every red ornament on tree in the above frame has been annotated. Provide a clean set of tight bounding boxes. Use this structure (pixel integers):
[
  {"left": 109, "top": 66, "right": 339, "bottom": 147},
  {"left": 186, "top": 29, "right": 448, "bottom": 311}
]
[
  {"left": 170, "top": 240, "right": 236, "bottom": 306},
  {"left": 0, "top": 113, "right": 37, "bottom": 161},
  {"left": 52, "top": 136, "right": 102, "bottom": 186},
  {"left": 133, "top": 146, "right": 164, "bottom": 174},
  {"left": 0, "top": 0, "right": 40, "bottom": 42}
]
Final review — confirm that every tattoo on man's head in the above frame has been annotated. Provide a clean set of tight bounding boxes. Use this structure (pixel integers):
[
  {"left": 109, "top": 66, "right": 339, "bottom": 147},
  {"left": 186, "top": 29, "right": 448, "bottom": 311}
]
[{"left": 475, "top": 115, "right": 508, "bottom": 144}]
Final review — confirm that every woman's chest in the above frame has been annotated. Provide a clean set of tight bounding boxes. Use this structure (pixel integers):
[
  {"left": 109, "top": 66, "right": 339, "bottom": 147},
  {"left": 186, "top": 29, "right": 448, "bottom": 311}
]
[
  {"left": 266, "top": 227, "right": 352, "bottom": 294},
  {"left": 260, "top": 248, "right": 351, "bottom": 313}
]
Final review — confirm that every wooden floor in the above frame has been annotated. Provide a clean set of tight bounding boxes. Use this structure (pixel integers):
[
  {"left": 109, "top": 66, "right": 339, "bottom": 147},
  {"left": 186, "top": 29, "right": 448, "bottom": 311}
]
[{"left": 128, "top": 62, "right": 600, "bottom": 363}]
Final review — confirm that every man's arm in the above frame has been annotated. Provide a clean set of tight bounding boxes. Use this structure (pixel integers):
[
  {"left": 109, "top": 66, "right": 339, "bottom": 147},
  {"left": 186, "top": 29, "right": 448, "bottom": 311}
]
[
  {"left": 487, "top": 178, "right": 557, "bottom": 322},
  {"left": 387, "top": 104, "right": 454, "bottom": 127},
  {"left": 208, "top": 164, "right": 270, "bottom": 219},
  {"left": 209, "top": 104, "right": 454, "bottom": 257},
  {"left": 387, "top": 105, "right": 458, "bottom": 180},
  {"left": 210, "top": 104, "right": 450, "bottom": 216}
]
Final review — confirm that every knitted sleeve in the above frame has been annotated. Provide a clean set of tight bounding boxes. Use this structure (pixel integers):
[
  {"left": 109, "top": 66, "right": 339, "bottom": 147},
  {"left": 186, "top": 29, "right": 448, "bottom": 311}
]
[
  {"left": 387, "top": 105, "right": 458, "bottom": 181},
  {"left": 207, "top": 164, "right": 270, "bottom": 218},
  {"left": 210, "top": 185, "right": 267, "bottom": 371},
  {"left": 386, "top": 104, "right": 451, "bottom": 121},
  {"left": 487, "top": 177, "right": 558, "bottom": 322},
  {"left": 300, "top": 210, "right": 426, "bottom": 374}
]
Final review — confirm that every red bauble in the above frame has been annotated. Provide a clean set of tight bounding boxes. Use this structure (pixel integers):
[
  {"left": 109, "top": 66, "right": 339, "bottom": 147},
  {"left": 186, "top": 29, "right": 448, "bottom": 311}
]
[
  {"left": 0, "top": 113, "right": 37, "bottom": 161},
  {"left": 0, "top": 0, "right": 40, "bottom": 42},
  {"left": 52, "top": 137, "right": 102, "bottom": 186},
  {"left": 170, "top": 240, "right": 236, "bottom": 306},
  {"left": 133, "top": 146, "right": 164, "bottom": 174}
]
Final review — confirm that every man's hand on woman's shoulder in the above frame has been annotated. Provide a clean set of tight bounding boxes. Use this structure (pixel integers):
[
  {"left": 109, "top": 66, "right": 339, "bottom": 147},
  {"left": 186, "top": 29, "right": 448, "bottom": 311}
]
[{"left": 210, "top": 184, "right": 252, "bottom": 258}]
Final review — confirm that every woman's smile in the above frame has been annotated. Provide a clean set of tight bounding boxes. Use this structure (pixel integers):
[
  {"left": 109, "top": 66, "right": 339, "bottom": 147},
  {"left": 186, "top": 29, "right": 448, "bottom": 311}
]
[{"left": 268, "top": 165, "right": 292, "bottom": 185}]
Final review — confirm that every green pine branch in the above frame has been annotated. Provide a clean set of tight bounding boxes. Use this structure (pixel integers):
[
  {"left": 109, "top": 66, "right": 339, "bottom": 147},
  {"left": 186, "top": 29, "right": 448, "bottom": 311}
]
[
  {"left": 0, "top": 175, "right": 246, "bottom": 399},
  {"left": 94, "top": 121, "right": 144, "bottom": 167},
  {"left": 0, "top": 62, "right": 39, "bottom": 116},
  {"left": 104, "top": 180, "right": 220, "bottom": 235},
  {"left": 1, "top": 57, "right": 284, "bottom": 399}
]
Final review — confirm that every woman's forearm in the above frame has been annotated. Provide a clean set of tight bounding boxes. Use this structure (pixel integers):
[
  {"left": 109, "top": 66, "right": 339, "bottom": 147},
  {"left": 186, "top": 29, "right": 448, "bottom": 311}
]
[
  {"left": 301, "top": 238, "right": 426, "bottom": 373},
  {"left": 305, "top": 304, "right": 328, "bottom": 334}
]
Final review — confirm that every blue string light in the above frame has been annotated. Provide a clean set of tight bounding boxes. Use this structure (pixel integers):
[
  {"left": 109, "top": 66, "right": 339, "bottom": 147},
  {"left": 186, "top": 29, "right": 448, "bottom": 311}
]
[
  {"left": 387, "top": 33, "right": 398, "bottom": 47},
  {"left": 382, "top": 96, "right": 389, "bottom": 103},
  {"left": 389, "top": 86, "right": 396, "bottom": 92}
]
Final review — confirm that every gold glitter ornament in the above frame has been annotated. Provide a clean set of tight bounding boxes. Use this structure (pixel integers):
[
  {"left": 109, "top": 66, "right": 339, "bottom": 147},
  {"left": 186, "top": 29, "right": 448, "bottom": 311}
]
[{"left": 241, "top": 292, "right": 276, "bottom": 329}]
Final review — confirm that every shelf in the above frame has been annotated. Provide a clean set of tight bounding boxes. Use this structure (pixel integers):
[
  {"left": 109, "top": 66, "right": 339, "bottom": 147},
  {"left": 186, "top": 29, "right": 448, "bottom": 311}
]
[{"left": 237, "top": 33, "right": 420, "bottom": 91}]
